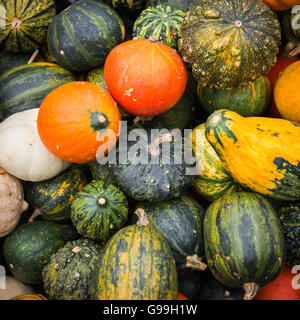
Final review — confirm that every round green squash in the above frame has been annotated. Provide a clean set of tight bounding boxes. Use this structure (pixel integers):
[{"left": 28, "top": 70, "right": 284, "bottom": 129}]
[
  {"left": 0, "top": 62, "right": 75, "bottom": 120},
  {"left": 71, "top": 180, "right": 129, "bottom": 243},
  {"left": 189, "top": 123, "right": 243, "bottom": 202},
  {"left": 132, "top": 5, "right": 186, "bottom": 50},
  {"left": 134, "top": 194, "right": 206, "bottom": 271},
  {"left": 90, "top": 223, "right": 178, "bottom": 300},
  {"left": 279, "top": 201, "right": 300, "bottom": 265},
  {"left": 179, "top": 0, "right": 281, "bottom": 89},
  {"left": 0, "top": 50, "right": 44, "bottom": 77},
  {"left": 0, "top": 0, "right": 56, "bottom": 53},
  {"left": 27, "top": 166, "right": 88, "bottom": 223},
  {"left": 197, "top": 76, "right": 271, "bottom": 117},
  {"left": 146, "top": 0, "right": 198, "bottom": 12},
  {"left": 204, "top": 192, "right": 286, "bottom": 300},
  {"left": 107, "top": 125, "right": 194, "bottom": 202},
  {"left": 3, "top": 221, "right": 66, "bottom": 284},
  {"left": 86, "top": 66, "right": 131, "bottom": 120},
  {"left": 135, "top": 70, "right": 197, "bottom": 130},
  {"left": 47, "top": 0, "right": 125, "bottom": 73},
  {"left": 88, "top": 160, "right": 116, "bottom": 184},
  {"left": 43, "top": 238, "right": 104, "bottom": 300}
]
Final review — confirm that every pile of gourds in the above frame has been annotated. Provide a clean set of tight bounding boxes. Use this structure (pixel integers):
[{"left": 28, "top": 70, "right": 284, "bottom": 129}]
[{"left": 0, "top": 0, "right": 300, "bottom": 301}]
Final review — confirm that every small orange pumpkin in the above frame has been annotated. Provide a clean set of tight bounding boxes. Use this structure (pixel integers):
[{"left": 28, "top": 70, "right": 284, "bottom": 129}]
[
  {"left": 274, "top": 60, "right": 300, "bottom": 123},
  {"left": 37, "top": 82, "right": 121, "bottom": 164},
  {"left": 264, "top": 0, "right": 300, "bottom": 11},
  {"left": 104, "top": 38, "right": 187, "bottom": 117}
]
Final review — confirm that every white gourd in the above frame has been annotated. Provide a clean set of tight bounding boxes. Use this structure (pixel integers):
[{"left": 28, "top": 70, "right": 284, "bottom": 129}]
[{"left": 0, "top": 109, "right": 70, "bottom": 182}]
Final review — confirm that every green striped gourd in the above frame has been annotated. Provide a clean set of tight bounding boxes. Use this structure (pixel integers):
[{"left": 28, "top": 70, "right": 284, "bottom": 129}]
[
  {"left": 204, "top": 192, "right": 286, "bottom": 300},
  {"left": 134, "top": 194, "right": 206, "bottom": 271},
  {"left": 197, "top": 76, "right": 271, "bottom": 117},
  {"left": 71, "top": 180, "right": 129, "bottom": 243},
  {"left": 0, "top": 62, "right": 75, "bottom": 120},
  {"left": 90, "top": 223, "right": 178, "bottom": 300},
  {"left": 132, "top": 5, "right": 186, "bottom": 50},
  {"left": 27, "top": 166, "right": 88, "bottom": 223},
  {"left": 47, "top": 0, "right": 125, "bottom": 73},
  {"left": 0, "top": 0, "right": 56, "bottom": 52}
]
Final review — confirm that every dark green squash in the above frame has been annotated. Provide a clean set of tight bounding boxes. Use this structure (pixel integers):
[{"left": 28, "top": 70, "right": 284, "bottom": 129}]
[
  {"left": 88, "top": 160, "right": 116, "bottom": 184},
  {"left": 3, "top": 221, "right": 66, "bottom": 284},
  {"left": 278, "top": 201, "right": 300, "bottom": 265},
  {"left": 132, "top": 5, "right": 186, "bottom": 50},
  {"left": 27, "top": 166, "right": 88, "bottom": 223},
  {"left": 90, "top": 223, "right": 178, "bottom": 300},
  {"left": 204, "top": 192, "right": 286, "bottom": 300},
  {"left": 133, "top": 194, "right": 206, "bottom": 271},
  {"left": 107, "top": 125, "right": 194, "bottom": 202},
  {"left": 43, "top": 238, "right": 104, "bottom": 300},
  {"left": 0, "top": 0, "right": 56, "bottom": 53},
  {"left": 71, "top": 180, "right": 129, "bottom": 243},
  {"left": 179, "top": 0, "right": 281, "bottom": 89},
  {"left": 146, "top": 0, "right": 198, "bottom": 12},
  {"left": 197, "top": 76, "right": 271, "bottom": 117},
  {"left": 47, "top": 0, "right": 125, "bottom": 73},
  {"left": 0, "top": 62, "right": 75, "bottom": 120}
]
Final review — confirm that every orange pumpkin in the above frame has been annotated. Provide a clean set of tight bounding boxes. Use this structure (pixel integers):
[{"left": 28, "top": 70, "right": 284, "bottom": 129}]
[
  {"left": 104, "top": 38, "right": 187, "bottom": 117},
  {"left": 37, "top": 82, "right": 120, "bottom": 164},
  {"left": 274, "top": 60, "right": 300, "bottom": 123},
  {"left": 264, "top": 0, "right": 300, "bottom": 11}
]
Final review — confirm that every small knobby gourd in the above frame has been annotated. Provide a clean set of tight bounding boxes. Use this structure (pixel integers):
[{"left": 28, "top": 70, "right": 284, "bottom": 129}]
[
  {"left": 0, "top": 276, "right": 36, "bottom": 300},
  {"left": 0, "top": 169, "right": 28, "bottom": 238},
  {"left": 205, "top": 110, "right": 300, "bottom": 201}
]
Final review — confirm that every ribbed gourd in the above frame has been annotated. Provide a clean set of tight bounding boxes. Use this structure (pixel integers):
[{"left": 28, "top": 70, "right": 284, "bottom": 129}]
[
  {"left": 132, "top": 5, "right": 186, "bottom": 50},
  {"left": 27, "top": 166, "right": 88, "bottom": 223},
  {"left": 71, "top": 180, "right": 129, "bottom": 243},
  {"left": 179, "top": 0, "right": 281, "bottom": 89},
  {"left": 189, "top": 123, "right": 243, "bottom": 202},
  {"left": 279, "top": 201, "right": 300, "bottom": 265},
  {"left": 42, "top": 238, "right": 104, "bottom": 300},
  {"left": 0, "top": 0, "right": 56, "bottom": 52},
  {"left": 204, "top": 192, "right": 286, "bottom": 300},
  {"left": 90, "top": 223, "right": 178, "bottom": 300},
  {"left": 205, "top": 110, "right": 300, "bottom": 201},
  {"left": 133, "top": 194, "right": 206, "bottom": 271}
]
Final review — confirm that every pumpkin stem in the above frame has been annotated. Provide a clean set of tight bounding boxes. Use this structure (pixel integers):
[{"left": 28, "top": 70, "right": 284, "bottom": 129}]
[
  {"left": 28, "top": 208, "right": 42, "bottom": 223},
  {"left": 148, "top": 36, "right": 159, "bottom": 43},
  {"left": 11, "top": 18, "right": 22, "bottom": 29},
  {"left": 243, "top": 283, "right": 259, "bottom": 300},
  {"left": 27, "top": 49, "right": 39, "bottom": 64},
  {"left": 289, "top": 45, "right": 300, "bottom": 58},
  {"left": 135, "top": 208, "right": 149, "bottom": 226},
  {"left": 98, "top": 197, "right": 106, "bottom": 205},
  {"left": 22, "top": 201, "right": 29, "bottom": 213},
  {"left": 148, "top": 133, "right": 173, "bottom": 156},
  {"left": 283, "top": 42, "right": 300, "bottom": 59},
  {"left": 186, "top": 255, "right": 207, "bottom": 271},
  {"left": 133, "top": 116, "right": 153, "bottom": 124}
]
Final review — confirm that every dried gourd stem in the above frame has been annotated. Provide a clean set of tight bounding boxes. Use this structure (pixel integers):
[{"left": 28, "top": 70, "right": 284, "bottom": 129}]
[
  {"left": 283, "top": 42, "right": 300, "bottom": 59},
  {"left": 148, "top": 133, "right": 173, "bottom": 156},
  {"left": 186, "top": 255, "right": 207, "bottom": 271},
  {"left": 98, "top": 198, "right": 106, "bottom": 205},
  {"left": 148, "top": 36, "right": 159, "bottom": 43},
  {"left": 243, "top": 283, "right": 259, "bottom": 300},
  {"left": 27, "top": 49, "right": 39, "bottom": 64},
  {"left": 135, "top": 208, "right": 149, "bottom": 226},
  {"left": 133, "top": 116, "right": 153, "bottom": 124},
  {"left": 28, "top": 208, "right": 42, "bottom": 222},
  {"left": 22, "top": 201, "right": 29, "bottom": 213},
  {"left": 289, "top": 45, "right": 300, "bottom": 57}
]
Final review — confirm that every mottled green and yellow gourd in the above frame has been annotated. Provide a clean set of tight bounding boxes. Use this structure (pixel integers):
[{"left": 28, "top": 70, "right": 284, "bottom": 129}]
[
  {"left": 0, "top": 0, "right": 56, "bottom": 52},
  {"left": 179, "top": 0, "right": 281, "bottom": 89},
  {"left": 132, "top": 5, "right": 186, "bottom": 50},
  {"left": 43, "top": 238, "right": 103, "bottom": 300},
  {"left": 205, "top": 110, "right": 300, "bottom": 201}
]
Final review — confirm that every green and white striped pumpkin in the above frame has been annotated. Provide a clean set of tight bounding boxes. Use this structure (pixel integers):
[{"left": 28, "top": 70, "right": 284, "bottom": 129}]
[
  {"left": 133, "top": 5, "right": 186, "bottom": 50},
  {"left": 0, "top": 0, "right": 56, "bottom": 53}
]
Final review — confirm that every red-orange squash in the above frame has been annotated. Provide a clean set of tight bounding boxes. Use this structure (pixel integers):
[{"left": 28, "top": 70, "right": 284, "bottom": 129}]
[
  {"left": 177, "top": 293, "right": 189, "bottom": 300},
  {"left": 104, "top": 38, "right": 187, "bottom": 117},
  {"left": 254, "top": 265, "right": 300, "bottom": 300},
  {"left": 274, "top": 61, "right": 300, "bottom": 123},
  {"left": 37, "top": 82, "right": 120, "bottom": 164},
  {"left": 264, "top": 0, "right": 300, "bottom": 11}
]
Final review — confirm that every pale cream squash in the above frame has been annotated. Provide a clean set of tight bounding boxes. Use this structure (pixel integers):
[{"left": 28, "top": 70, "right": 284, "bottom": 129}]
[{"left": 0, "top": 276, "right": 35, "bottom": 300}]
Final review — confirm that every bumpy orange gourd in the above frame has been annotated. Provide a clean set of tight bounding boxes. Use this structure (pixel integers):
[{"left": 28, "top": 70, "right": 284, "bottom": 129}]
[
  {"left": 274, "top": 61, "right": 300, "bottom": 124},
  {"left": 37, "top": 82, "right": 120, "bottom": 164},
  {"left": 264, "top": 0, "right": 300, "bottom": 11},
  {"left": 104, "top": 38, "right": 187, "bottom": 117}
]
